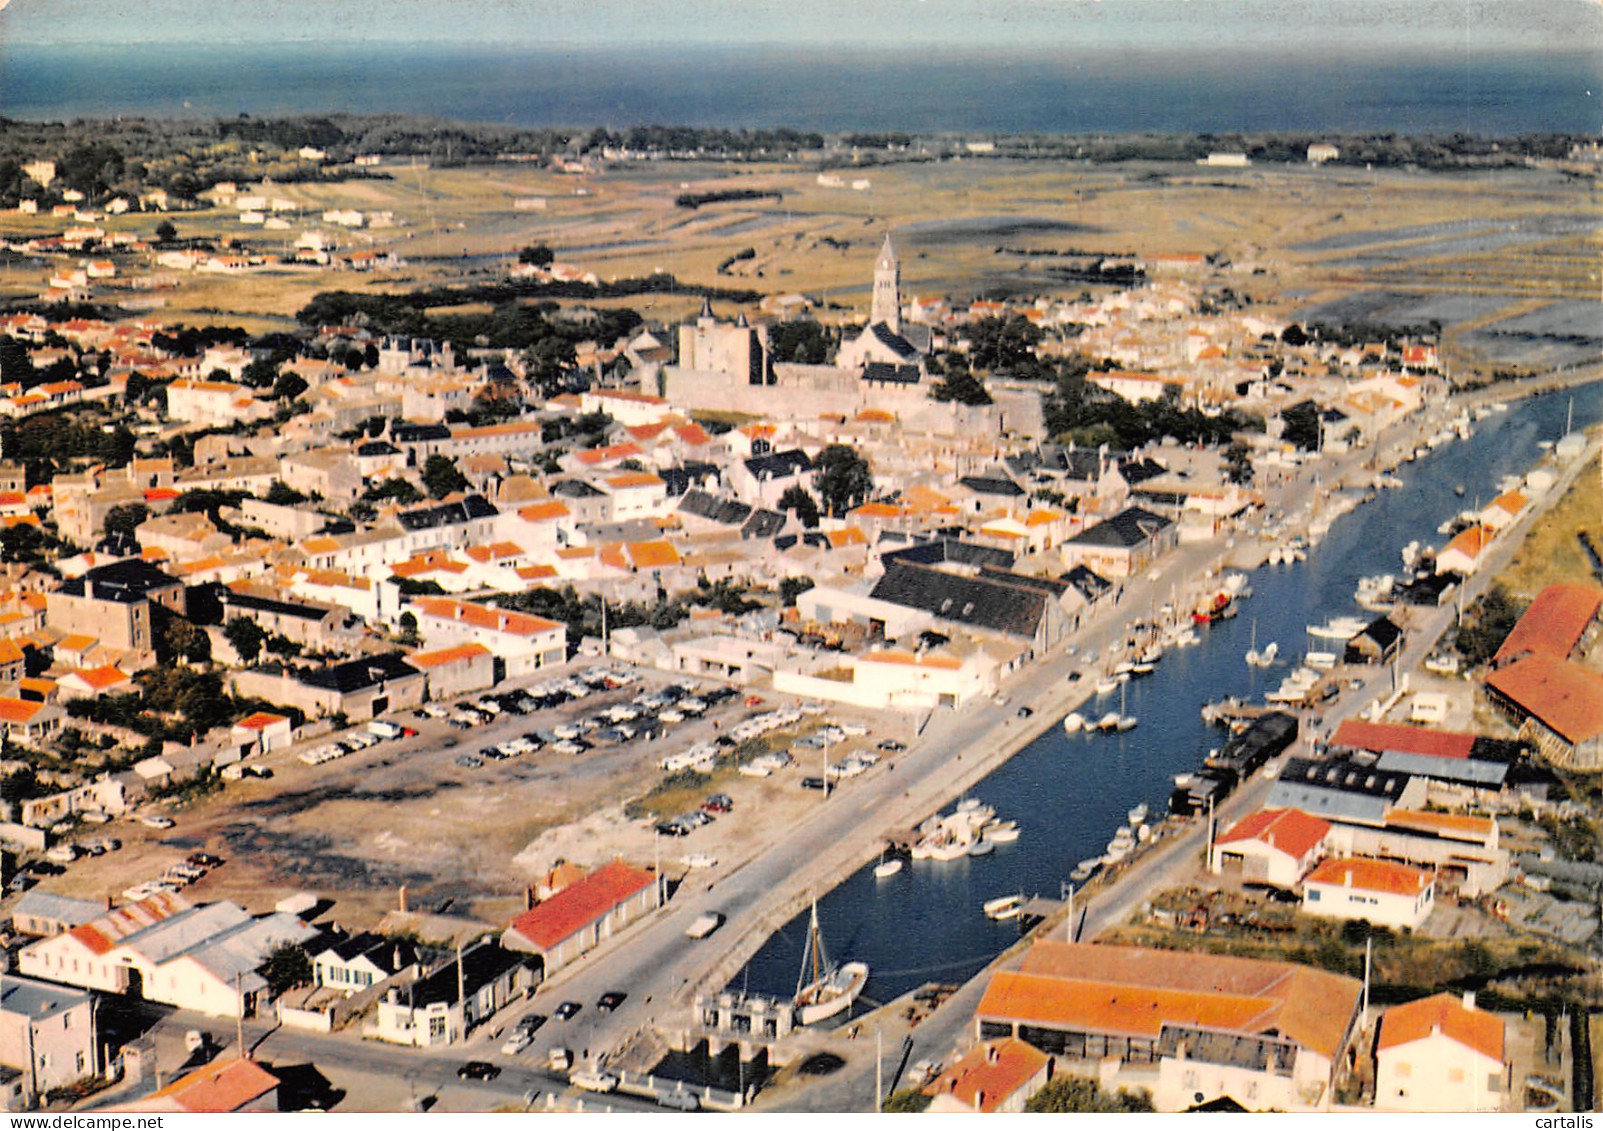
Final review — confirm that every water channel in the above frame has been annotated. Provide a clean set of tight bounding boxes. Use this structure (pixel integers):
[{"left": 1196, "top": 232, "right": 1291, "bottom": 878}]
[{"left": 736, "top": 382, "right": 1603, "bottom": 1009}]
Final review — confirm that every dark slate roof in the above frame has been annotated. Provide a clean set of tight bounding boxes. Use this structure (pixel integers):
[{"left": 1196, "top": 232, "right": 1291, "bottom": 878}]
[
  {"left": 551, "top": 479, "right": 606, "bottom": 499},
  {"left": 741, "top": 509, "right": 787, "bottom": 539},
  {"left": 1003, "top": 452, "right": 1041, "bottom": 478},
  {"left": 1062, "top": 565, "right": 1114, "bottom": 604},
  {"left": 869, "top": 560, "right": 1049, "bottom": 640},
  {"left": 659, "top": 463, "right": 718, "bottom": 498},
  {"left": 744, "top": 450, "right": 812, "bottom": 480},
  {"left": 978, "top": 565, "right": 1073, "bottom": 599},
  {"left": 678, "top": 490, "right": 751, "bottom": 526},
  {"left": 868, "top": 321, "right": 921, "bottom": 361},
  {"left": 1132, "top": 489, "right": 1187, "bottom": 509},
  {"left": 958, "top": 474, "right": 1025, "bottom": 498},
  {"left": 862, "top": 362, "right": 922, "bottom": 384},
  {"left": 404, "top": 942, "right": 530, "bottom": 1009},
  {"left": 1275, "top": 757, "right": 1416, "bottom": 800},
  {"left": 219, "top": 589, "right": 337, "bottom": 622},
  {"left": 300, "top": 652, "right": 420, "bottom": 693},
  {"left": 392, "top": 423, "right": 451, "bottom": 444},
  {"left": 880, "top": 537, "right": 1015, "bottom": 572},
  {"left": 1066, "top": 506, "right": 1174, "bottom": 549},
  {"left": 397, "top": 495, "right": 497, "bottom": 531},
  {"left": 1117, "top": 457, "right": 1168, "bottom": 486},
  {"left": 356, "top": 441, "right": 402, "bottom": 458},
  {"left": 1356, "top": 616, "right": 1403, "bottom": 648},
  {"left": 62, "top": 558, "right": 182, "bottom": 602},
  {"left": 484, "top": 362, "right": 516, "bottom": 384},
  {"left": 1042, "top": 444, "right": 1132, "bottom": 481},
  {"left": 315, "top": 931, "right": 418, "bottom": 974}
]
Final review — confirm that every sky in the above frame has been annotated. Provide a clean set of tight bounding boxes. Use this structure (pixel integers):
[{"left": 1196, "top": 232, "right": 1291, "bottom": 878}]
[{"left": 1, "top": 0, "right": 1599, "bottom": 54}]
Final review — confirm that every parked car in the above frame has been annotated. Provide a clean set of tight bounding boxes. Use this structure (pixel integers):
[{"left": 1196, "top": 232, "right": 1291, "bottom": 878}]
[
  {"left": 877, "top": 739, "right": 906, "bottom": 752},
  {"left": 457, "top": 1061, "right": 500, "bottom": 1081},
  {"left": 500, "top": 1032, "right": 531, "bottom": 1056},
  {"left": 702, "top": 793, "right": 733, "bottom": 813},
  {"left": 140, "top": 815, "right": 175, "bottom": 830},
  {"left": 554, "top": 1001, "right": 582, "bottom": 1021},
  {"left": 596, "top": 991, "right": 627, "bottom": 1012}
]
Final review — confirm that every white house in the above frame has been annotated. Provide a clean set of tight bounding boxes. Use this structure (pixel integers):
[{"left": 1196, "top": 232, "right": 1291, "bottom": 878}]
[
  {"left": 1375, "top": 993, "right": 1509, "bottom": 1112},
  {"left": 0, "top": 975, "right": 97, "bottom": 1108},
  {"left": 409, "top": 596, "right": 567, "bottom": 678},
  {"left": 1210, "top": 807, "right": 1331, "bottom": 887},
  {"left": 1301, "top": 857, "right": 1434, "bottom": 931}
]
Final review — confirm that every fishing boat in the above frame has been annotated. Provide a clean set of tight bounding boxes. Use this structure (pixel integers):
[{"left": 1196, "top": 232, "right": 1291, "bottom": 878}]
[
  {"left": 1093, "top": 678, "right": 1119, "bottom": 696},
  {"left": 793, "top": 901, "right": 869, "bottom": 1025},
  {"left": 1304, "top": 651, "right": 1338, "bottom": 670},
  {"left": 1307, "top": 616, "right": 1367, "bottom": 640},
  {"left": 1096, "top": 711, "right": 1122, "bottom": 732},
  {"left": 968, "top": 839, "right": 996, "bottom": 857},
  {"left": 1113, "top": 683, "right": 1137, "bottom": 732},
  {"left": 927, "top": 838, "right": 970, "bottom": 861},
  {"left": 984, "top": 819, "right": 1020, "bottom": 843},
  {"left": 1127, "top": 802, "right": 1148, "bottom": 826},
  {"left": 874, "top": 849, "right": 903, "bottom": 879},
  {"left": 983, "top": 893, "right": 1025, "bottom": 920},
  {"left": 1129, "top": 661, "right": 1156, "bottom": 676},
  {"left": 1063, "top": 712, "right": 1086, "bottom": 735},
  {"left": 1070, "top": 858, "right": 1101, "bottom": 882}
]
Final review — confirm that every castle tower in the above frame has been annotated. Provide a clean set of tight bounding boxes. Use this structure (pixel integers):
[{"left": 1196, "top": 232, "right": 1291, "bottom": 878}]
[{"left": 871, "top": 233, "right": 901, "bottom": 334}]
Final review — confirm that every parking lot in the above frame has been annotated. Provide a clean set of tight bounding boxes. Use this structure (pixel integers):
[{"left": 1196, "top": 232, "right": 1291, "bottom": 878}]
[{"left": 13, "top": 661, "right": 902, "bottom": 930}]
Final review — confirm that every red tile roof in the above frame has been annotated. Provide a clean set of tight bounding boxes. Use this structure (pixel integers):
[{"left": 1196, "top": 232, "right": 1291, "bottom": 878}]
[
  {"left": 1379, "top": 992, "right": 1504, "bottom": 1062},
  {"left": 408, "top": 642, "right": 492, "bottom": 668},
  {"left": 1486, "top": 654, "right": 1603, "bottom": 745},
  {"left": 504, "top": 860, "right": 656, "bottom": 950},
  {"left": 1330, "top": 719, "right": 1476, "bottom": 761},
  {"left": 142, "top": 1057, "right": 280, "bottom": 1112},
  {"left": 924, "top": 1038, "right": 1049, "bottom": 1112},
  {"left": 1494, "top": 583, "right": 1603, "bottom": 667},
  {"left": 1305, "top": 857, "right": 1432, "bottom": 897},
  {"left": 1215, "top": 808, "right": 1330, "bottom": 859}
]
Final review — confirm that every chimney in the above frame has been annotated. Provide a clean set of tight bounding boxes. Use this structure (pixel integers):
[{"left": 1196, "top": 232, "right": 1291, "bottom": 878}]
[
  {"left": 1463, "top": 991, "right": 1476, "bottom": 1011},
  {"left": 398, "top": 884, "right": 409, "bottom": 913}
]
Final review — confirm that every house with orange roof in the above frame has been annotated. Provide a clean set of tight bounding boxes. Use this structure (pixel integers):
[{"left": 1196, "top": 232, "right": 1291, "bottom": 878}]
[
  {"left": 56, "top": 665, "right": 134, "bottom": 702},
  {"left": 1492, "top": 582, "right": 1603, "bottom": 669},
  {"left": 501, "top": 860, "right": 660, "bottom": 975},
  {"left": 408, "top": 642, "right": 495, "bottom": 699},
  {"left": 1302, "top": 857, "right": 1435, "bottom": 930},
  {"left": 119, "top": 1057, "right": 280, "bottom": 1113},
  {"left": 578, "top": 388, "right": 670, "bottom": 428},
  {"left": 976, "top": 940, "right": 1362, "bottom": 1112},
  {"left": 0, "top": 695, "right": 64, "bottom": 746},
  {"left": 1437, "top": 524, "right": 1495, "bottom": 577},
  {"left": 1375, "top": 992, "right": 1508, "bottom": 1111},
  {"left": 599, "top": 470, "right": 669, "bottom": 521},
  {"left": 165, "top": 378, "right": 270, "bottom": 429},
  {"left": 1477, "top": 489, "right": 1528, "bottom": 532},
  {"left": 1485, "top": 654, "right": 1603, "bottom": 770},
  {"left": 386, "top": 549, "right": 475, "bottom": 593},
  {"left": 1210, "top": 808, "right": 1331, "bottom": 887},
  {"left": 230, "top": 710, "right": 294, "bottom": 754},
  {"left": 925, "top": 1038, "right": 1054, "bottom": 1113},
  {"left": 410, "top": 596, "right": 566, "bottom": 678},
  {"left": 1090, "top": 370, "right": 1190, "bottom": 405}
]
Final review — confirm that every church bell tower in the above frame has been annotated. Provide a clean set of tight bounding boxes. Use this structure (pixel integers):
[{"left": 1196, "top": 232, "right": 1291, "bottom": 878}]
[{"left": 871, "top": 233, "right": 901, "bottom": 334}]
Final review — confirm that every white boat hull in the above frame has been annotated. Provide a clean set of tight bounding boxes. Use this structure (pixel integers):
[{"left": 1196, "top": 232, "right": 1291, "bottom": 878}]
[
  {"left": 795, "top": 962, "right": 869, "bottom": 1026},
  {"left": 874, "top": 860, "right": 903, "bottom": 879}
]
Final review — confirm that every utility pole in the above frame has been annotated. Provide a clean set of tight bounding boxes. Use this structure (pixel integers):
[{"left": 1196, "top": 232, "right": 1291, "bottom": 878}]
[
  {"left": 875, "top": 1028, "right": 883, "bottom": 1113},
  {"left": 235, "top": 971, "right": 245, "bottom": 1058}
]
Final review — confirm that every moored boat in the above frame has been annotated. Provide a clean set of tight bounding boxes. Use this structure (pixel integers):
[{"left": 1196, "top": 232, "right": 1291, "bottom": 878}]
[
  {"left": 1063, "top": 712, "right": 1085, "bottom": 735},
  {"left": 983, "top": 893, "right": 1025, "bottom": 920},
  {"left": 794, "top": 902, "right": 869, "bottom": 1025}
]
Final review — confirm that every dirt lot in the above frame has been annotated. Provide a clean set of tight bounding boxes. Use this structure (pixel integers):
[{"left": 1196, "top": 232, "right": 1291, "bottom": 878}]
[{"left": 18, "top": 662, "right": 908, "bottom": 931}]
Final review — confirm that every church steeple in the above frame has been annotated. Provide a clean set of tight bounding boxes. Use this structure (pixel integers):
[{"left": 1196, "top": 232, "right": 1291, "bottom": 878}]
[{"left": 871, "top": 232, "right": 901, "bottom": 334}]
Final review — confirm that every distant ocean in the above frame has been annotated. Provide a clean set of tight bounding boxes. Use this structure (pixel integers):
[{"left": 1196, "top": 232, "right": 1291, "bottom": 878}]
[{"left": 1, "top": 42, "right": 1598, "bottom": 136}]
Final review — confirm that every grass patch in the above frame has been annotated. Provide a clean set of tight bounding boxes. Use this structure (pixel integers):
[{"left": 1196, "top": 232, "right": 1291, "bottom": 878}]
[{"left": 1496, "top": 451, "right": 1602, "bottom": 598}]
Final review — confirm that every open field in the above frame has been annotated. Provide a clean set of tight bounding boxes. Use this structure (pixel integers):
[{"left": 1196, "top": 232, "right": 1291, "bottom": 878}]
[
  {"left": 1496, "top": 449, "right": 1603, "bottom": 600},
  {"left": 5, "top": 157, "right": 1598, "bottom": 375}
]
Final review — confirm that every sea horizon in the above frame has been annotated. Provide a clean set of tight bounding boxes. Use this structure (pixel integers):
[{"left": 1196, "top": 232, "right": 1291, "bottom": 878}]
[{"left": 1, "top": 41, "right": 1598, "bottom": 138}]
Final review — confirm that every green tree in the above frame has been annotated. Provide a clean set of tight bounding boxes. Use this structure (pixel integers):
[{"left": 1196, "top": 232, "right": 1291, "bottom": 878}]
[
  {"left": 261, "top": 942, "right": 313, "bottom": 995},
  {"left": 965, "top": 314, "right": 1043, "bottom": 371},
  {"left": 104, "top": 503, "right": 149, "bottom": 542},
  {"left": 1454, "top": 584, "right": 1528, "bottom": 666},
  {"left": 779, "top": 576, "right": 815, "bottom": 607},
  {"left": 768, "top": 319, "right": 831, "bottom": 365},
  {"left": 1223, "top": 440, "right": 1255, "bottom": 485},
  {"left": 813, "top": 444, "right": 873, "bottom": 518},
  {"left": 0, "top": 524, "right": 43, "bottom": 564},
  {"left": 518, "top": 244, "right": 555, "bottom": 267},
  {"left": 366, "top": 477, "right": 423, "bottom": 506},
  {"left": 1280, "top": 401, "right": 1323, "bottom": 451},
  {"left": 882, "top": 1089, "right": 933, "bottom": 1113},
  {"left": 1025, "top": 1076, "right": 1154, "bottom": 1113},
  {"left": 777, "top": 484, "right": 820, "bottom": 528},
  {"left": 263, "top": 481, "right": 307, "bottom": 506},
  {"left": 931, "top": 355, "right": 993, "bottom": 406},
  {"left": 224, "top": 617, "right": 267, "bottom": 664},
  {"left": 154, "top": 220, "right": 178, "bottom": 244},
  {"left": 154, "top": 608, "right": 211, "bottom": 665},
  {"left": 421, "top": 454, "right": 469, "bottom": 499},
  {"left": 273, "top": 371, "right": 309, "bottom": 401}
]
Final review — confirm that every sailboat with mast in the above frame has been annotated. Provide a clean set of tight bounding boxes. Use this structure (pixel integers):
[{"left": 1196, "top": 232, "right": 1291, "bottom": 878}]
[
  {"left": 793, "top": 900, "right": 869, "bottom": 1025},
  {"left": 1245, "top": 619, "right": 1278, "bottom": 668}
]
